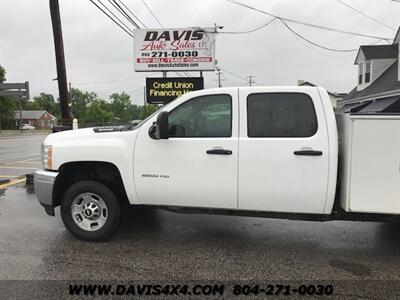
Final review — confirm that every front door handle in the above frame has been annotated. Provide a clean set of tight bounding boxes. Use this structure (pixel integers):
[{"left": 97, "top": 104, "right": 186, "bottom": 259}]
[
  {"left": 206, "top": 149, "right": 232, "bottom": 155},
  {"left": 294, "top": 150, "right": 323, "bottom": 156}
]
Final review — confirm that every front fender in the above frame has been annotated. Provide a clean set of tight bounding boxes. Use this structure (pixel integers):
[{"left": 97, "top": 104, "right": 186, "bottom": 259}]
[{"left": 49, "top": 130, "right": 139, "bottom": 204}]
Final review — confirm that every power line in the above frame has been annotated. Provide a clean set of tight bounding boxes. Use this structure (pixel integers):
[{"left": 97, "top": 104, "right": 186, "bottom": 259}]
[
  {"left": 220, "top": 67, "right": 247, "bottom": 81},
  {"left": 247, "top": 75, "right": 255, "bottom": 86},
  {"left": 98, "top": 0, "right": 134, "bottom": 33},
  {"left": 336, "top": 0, "right": 395, "bottom": 31},
  {"left": 220, "top": 17, "right": 277, "bottom": 34},
  {"left": 90, "top": 0, "right": 133, "bottom": 37},
  {"left": 141, "top": 0, "right": 163, "bottom": 27},
  {"left": 221, "top": 67, "right": 268, "bottom": 85},
  {"left": 136, "top": 0, "right": 189, "bottom": 78},
  {"left": 92, "top": 0, "right": 190, "bottom": 78},
  {"left": 225, "top": 0, "right": 392, "bottom": 41},
  {"left": 109, "top": 0, "right": 140, "bottom": 29},
  {"left": 284, "top": 21, "right": 386, "bottom": 57},
  {"left": 223, "top": 76, "right": 243, "bottom": 86},
  {"left": 289, "top": 28, "right": 363, "bottom": 58},
  {"left": 117, "top": 0, "right": 148, "bottom": 28},
  {"left": 280, "top": 20, "right": 360, "bottom": 52}
]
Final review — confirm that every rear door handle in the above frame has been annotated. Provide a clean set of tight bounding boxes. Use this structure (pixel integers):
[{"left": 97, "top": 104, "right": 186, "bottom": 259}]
[
  {"left": 206, "top": 149, "right": 232, "bottom": 155},
  {"left": 294, "top": 150, "right": 323, "bottom": 156}
]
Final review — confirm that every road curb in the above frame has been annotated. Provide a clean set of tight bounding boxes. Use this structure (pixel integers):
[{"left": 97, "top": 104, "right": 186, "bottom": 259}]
[
  {"left": 0, "top": 178, "right": 10, "bottom": 185},
  {"left": 0, "top": 133, "right": 50, "bottom": 140},
  {"left": 0, "top": 177, "right": 26, "bottom": 189}
]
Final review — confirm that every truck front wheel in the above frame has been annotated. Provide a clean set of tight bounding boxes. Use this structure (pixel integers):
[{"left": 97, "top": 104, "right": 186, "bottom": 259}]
[{"left": 60, "top": 180, "right": 121, "bottom": 241}]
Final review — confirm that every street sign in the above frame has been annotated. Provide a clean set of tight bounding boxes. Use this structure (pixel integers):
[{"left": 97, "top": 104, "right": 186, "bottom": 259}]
[
  {"left": 0, "top": 83, "right": 26, "bottom": 89},
  {"left": 146, "top": 77, "right": 204, "bottom": 104},
  {"left": 134, "top": 28, "right": 216, "bottom": 72},
  {"left": 0, "top": 81, "right": 29, "bottom": 100},
  {"left": 0, "top": 90, "right": 26, "bottom": 97}
]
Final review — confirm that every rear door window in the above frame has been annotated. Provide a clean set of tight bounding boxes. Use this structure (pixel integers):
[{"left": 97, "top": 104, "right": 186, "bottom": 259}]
[{"left": 247, "top": 93, "right": 318, "bottom": 137}]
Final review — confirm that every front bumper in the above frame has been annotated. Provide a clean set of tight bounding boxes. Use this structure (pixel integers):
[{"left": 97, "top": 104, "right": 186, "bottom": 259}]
[{"left": 34, "top": 169, "right": 59, "bottom": 216}]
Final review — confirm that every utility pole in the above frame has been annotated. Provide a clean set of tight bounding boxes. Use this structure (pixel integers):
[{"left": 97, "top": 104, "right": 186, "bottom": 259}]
[
  {"left": 143, "top": 86, "right": 146, "bottom": 106},
  {"left": 215, "top": 67, "right": 224, "bottom": 88},
  {"left": 49, "top": 0, "right": 72, "bottom": 127},
  {"left": 247, "top": 75, "right": 255, "bottom": 86},
  {"left": 19, "top": 97, "right": 22, "bottom": 133}
]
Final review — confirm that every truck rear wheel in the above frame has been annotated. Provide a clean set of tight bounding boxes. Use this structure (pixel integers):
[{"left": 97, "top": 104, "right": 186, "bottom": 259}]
[{"left": 60, "top": 180, "right": 121, "bottom": 241}]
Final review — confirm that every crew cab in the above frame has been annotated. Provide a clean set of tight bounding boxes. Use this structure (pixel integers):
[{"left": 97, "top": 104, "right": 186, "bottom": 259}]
[{"left": 34, "top": 87, "right": 400, "bottom": 241}]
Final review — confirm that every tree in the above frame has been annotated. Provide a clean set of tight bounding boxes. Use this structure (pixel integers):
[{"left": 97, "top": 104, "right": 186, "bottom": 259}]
[
  {"left": 23, "top": 101, "right": 41, "bottom": 110},
  {"left": 70, "top": 88, "right": 98, "bottom": 122},
  {"left": 0, "top": 65, "right": 18, "bottom": 130},
  {"left": 33, "top": 93, "right": 56, "bottom": 114},
  {"left": 21, "top": 86, "right": 160, "bottom": 128},
  {"left": 0, "top": 65, "right": 5, "bottom": 83},
  {"left": 109, "top": 92, "right": 132, "bottom": 123},
  {"left": 129, "top": 104, "right": 142, "bottom": 120},
  {"left": 85, "top": 99, "right": 114, "bottom": 126},
  {"left": 140, "top": 104, "right": 159, "bottom": 119}
]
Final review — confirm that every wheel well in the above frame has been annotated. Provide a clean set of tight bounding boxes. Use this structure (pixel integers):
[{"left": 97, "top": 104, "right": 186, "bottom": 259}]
[{"left": 53, "top": 161, "right": 129, "bottom": 207}]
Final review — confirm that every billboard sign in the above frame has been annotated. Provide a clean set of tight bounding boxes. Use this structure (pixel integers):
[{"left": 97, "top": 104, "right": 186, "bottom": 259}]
[
  {"left": 134, "top": 28, "right": 216, "bottom": 72},
  {"left": 0, "top": 82, "right": 30, "bottom": 100},
  {"left": 146, "top": 77, "right": 204, "bottom": 104}
]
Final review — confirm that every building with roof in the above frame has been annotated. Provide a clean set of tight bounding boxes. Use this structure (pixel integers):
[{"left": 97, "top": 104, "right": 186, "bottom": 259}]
[
  {"left": 297, "top": 80, "right": 347, "bottom": 110},
  {"left": 340, "top": 27, "right": 400, "bottom": 113},
  {"left": 14, "top": 110, "right": 57, "bottom": 129}
]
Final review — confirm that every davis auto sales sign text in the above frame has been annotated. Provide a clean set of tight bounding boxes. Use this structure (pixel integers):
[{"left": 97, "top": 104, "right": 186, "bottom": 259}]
[{"left": 134, "top": 28, "right": 216, "bottom": 72}]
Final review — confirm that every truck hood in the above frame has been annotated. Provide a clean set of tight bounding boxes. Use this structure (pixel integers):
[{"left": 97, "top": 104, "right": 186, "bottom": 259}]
[
  {"left": 43, "top": 127, "right": 136, "bottom": 145},
  {"left": 44, "top": 127, "right": 98, "bottom": 144}
]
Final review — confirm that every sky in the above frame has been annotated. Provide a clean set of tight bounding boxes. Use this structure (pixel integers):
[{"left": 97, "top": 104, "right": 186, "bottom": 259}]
[{"left": 0, "top": 0, "right": 399, "bottom": 106}]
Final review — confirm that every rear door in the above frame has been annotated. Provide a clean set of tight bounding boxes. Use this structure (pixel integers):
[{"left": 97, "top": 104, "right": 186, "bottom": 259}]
[{"left": 238, "top": 87, "right": 329, "bottom": 214}]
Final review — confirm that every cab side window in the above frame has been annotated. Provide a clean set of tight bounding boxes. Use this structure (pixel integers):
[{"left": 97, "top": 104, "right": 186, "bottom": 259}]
[
  {"left": 247, "top": 93, "right": 318, "bottom": 137},
  {"left": 168, "top": 94, "right": 232, "bottom": 138}
]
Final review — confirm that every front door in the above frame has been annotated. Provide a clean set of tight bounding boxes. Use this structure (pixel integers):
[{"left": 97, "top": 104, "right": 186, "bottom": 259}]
[{"left": 134, "top": 90, "right": 239, "bottom": 209}]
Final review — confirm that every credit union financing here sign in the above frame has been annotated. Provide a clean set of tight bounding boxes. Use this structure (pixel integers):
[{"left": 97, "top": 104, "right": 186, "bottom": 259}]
[
  {"left": 134, "top": 28, "right": 216, "bottom": 72},
  {"left": 146, "top": 77, "right": 204, "bottom": 104}
]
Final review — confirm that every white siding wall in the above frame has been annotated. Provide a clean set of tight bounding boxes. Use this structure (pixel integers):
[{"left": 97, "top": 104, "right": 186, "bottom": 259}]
[{"left": 357, "top": 58, "right": 396, "bottom": 91}]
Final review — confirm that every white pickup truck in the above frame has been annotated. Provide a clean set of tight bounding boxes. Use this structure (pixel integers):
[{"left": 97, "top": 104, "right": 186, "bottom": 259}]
[{"left": 34, "top": 86, "right": 400, "bottom": 241}]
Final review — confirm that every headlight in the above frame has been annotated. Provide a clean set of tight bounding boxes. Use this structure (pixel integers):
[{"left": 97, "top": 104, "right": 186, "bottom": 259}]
[{"left": 41, "top": 144, "right": 53, "bottom": 170}]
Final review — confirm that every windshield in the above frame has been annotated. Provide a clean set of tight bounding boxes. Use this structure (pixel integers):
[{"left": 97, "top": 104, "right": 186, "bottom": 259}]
[{"left": 130, "top": 100, "right": 177, "bottom": 130}]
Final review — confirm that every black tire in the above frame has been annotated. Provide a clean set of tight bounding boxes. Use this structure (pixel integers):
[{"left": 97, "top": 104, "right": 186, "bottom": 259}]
[{"left": 60, "top": 180, "right": 121, "bottom": 242}]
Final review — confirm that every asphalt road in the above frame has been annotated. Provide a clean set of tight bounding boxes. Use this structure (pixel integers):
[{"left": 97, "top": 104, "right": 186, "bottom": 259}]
[
  {"left": 0, "top": 134, "right": 46, "bottom": 178},
  {"left": 0, "top": 185, "right": 399, "bottom": 298},
  {"left": 0, "top": 134, "right": 399, "bottom": 298}
]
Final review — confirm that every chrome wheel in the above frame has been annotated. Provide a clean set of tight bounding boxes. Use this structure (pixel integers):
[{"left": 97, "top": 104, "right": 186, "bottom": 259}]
[{"left": 71, "top": 192, "right": 108, "bottom": 231}]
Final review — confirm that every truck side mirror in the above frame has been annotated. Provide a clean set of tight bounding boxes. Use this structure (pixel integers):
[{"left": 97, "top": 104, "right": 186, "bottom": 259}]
[
  {"left": 157, "top": 111, "right": 169, "bottom": 139},
  {"left": 148, "top": 111, "right": 169, "bottom": 140}
]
